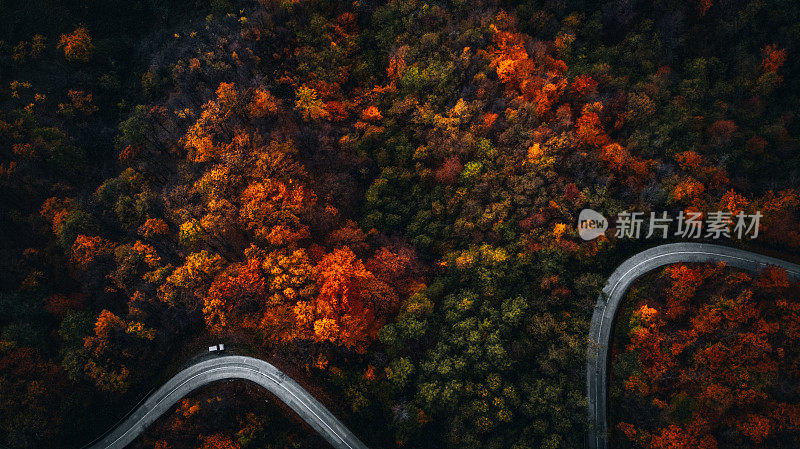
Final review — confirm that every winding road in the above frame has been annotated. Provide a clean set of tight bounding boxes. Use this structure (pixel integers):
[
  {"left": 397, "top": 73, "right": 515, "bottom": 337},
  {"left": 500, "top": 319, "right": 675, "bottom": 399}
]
[
  {"left": 3, "top": 244, "right": 797, "bottom": 449},
  {"left": 80, "top": 355, "right": 369, "bottom": 449},
  {"left": 586, "top": 242, "right": 800, "bottom": 449}
]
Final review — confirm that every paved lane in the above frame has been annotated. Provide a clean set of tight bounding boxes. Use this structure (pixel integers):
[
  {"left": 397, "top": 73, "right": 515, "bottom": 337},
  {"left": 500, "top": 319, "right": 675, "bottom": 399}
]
[{"left": 83, "top": 355, "right": 369, "bottom": 449}]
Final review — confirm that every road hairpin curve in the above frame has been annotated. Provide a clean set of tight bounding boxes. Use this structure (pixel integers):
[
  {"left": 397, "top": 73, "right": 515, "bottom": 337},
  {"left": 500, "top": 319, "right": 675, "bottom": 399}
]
[{"left": 7, "top": 243, "right": 796, "bottom": 449}]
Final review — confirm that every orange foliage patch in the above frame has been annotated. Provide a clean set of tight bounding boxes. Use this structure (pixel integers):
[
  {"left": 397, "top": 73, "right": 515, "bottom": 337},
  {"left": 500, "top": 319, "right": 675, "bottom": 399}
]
[
  {"left": 138, "top": 218, "right": 169, "bottom": 238},
  {"left": 58, "top": 26, "right": 94, "bottom": 62},
  {"left": 199, "top": 433, "right": 241, "bottom": 449},
  {"left": 71, "top": 235, "right": 115, "bottom": 265},
  {"left": 672, "top": 177, "right": 706, "bottom": 202},
  {"left": 761, "top": 44, "right": 787, "bottom": 74},
  {"left": 249, "top": 87, "right": 279, "bottom": 117},
  {"left": 40, "top": 197, "right": 72, "bottom": 234},
  {"left": 615, "top": 264, "right": 800, "bottom": 447},
  {"left": 361, "top": 105, "right": 383, "bottom": 122}
]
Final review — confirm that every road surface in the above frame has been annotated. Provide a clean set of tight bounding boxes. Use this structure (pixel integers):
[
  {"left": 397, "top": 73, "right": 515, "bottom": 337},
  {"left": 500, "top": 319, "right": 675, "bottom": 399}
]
[
  {"left": 81, "top": 355, "right": 369, "bottom": 449},
  {"left": 586, "top": 242, "right": 800, "bottom": 449},
  {"left": 3, "top": 243, "right": 796, "bottom": 449}
]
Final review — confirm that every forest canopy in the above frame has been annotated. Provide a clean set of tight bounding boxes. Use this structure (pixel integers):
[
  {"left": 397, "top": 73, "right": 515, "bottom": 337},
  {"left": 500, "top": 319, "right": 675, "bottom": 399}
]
[
  {"left": 610, "top": 264, "right": 800, "bottom": 449},
  {"left": 1, "top": 0, "right": 799, "bottom": 448}
]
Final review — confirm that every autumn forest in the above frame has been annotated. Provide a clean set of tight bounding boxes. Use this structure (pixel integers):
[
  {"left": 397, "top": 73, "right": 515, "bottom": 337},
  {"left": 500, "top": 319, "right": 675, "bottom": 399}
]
[{"left": 1, "top": 0, "right": 800, "bottom": 448}]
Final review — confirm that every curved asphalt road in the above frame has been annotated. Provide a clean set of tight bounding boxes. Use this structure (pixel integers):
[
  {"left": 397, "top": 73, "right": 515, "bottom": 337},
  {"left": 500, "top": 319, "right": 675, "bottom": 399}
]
[
  {"left": 587, "top": 242, "right": 800, "bottom": 449},
  {"left": 81, "top": 355, "right": 368, "bottom": 449},
  {"left": 2, "top": 243, "right": 796, "bottom": 449}
]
